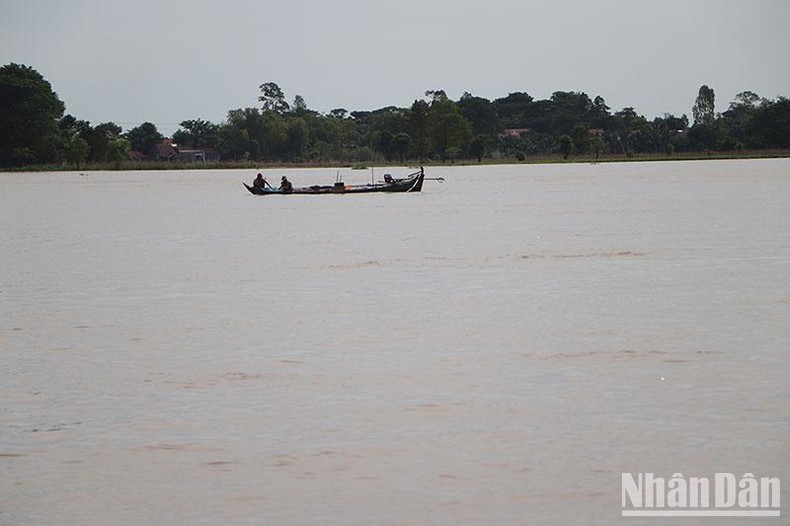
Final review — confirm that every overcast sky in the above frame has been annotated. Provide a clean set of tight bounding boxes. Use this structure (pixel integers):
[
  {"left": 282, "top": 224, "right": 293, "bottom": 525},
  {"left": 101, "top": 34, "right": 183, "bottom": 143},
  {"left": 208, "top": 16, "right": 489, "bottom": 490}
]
[{"left": 2, "top": 0, "right": 789, "bottom": 134}]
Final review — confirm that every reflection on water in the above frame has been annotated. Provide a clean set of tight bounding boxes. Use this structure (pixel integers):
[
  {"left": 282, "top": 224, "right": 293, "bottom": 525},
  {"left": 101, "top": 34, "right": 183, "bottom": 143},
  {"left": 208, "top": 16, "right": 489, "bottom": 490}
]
[{"left": 1, "top": 160, "right": 789, "bottom": 525}]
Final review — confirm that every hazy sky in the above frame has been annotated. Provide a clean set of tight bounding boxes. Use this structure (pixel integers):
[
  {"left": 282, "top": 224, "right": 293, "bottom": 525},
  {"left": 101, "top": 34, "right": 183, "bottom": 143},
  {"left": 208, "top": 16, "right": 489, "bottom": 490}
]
[{"left": 2, "top": 0, "right": 789, "bottom": 134}]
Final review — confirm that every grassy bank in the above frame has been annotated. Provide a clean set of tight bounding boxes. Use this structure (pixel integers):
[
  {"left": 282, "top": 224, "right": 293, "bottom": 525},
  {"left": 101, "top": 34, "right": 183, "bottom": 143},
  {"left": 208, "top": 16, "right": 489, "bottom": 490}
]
[
  {"left": 3, "top": 149, "right": 789, "bottom": 173},
  {"left": 453, "top": 149, "right": 790, "bottom": 166}
]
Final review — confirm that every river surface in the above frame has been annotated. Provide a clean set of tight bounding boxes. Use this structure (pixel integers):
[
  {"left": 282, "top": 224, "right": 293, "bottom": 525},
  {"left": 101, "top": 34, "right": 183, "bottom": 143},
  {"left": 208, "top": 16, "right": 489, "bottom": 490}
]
[{"left": 1, "top": 160, "right": 788, "bottom": 525}]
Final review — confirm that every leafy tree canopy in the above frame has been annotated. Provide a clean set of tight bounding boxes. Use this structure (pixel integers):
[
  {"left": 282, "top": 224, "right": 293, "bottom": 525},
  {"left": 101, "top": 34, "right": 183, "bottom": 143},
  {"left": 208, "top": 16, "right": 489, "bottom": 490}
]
[
  {"left": 173, "top": 118, "right": 219, "bottom": 148},
  {"left": 259, "top": 82, "right": 290, "bottom": 114},
  {"left": 692, "top": 85, "right": 716, "bottom": 126},
  {"left": 0, "top": 63, "right": 65, "bottom": 166},
  {"left": 126, "top": 122, "right": 163, "bottom": 154}
]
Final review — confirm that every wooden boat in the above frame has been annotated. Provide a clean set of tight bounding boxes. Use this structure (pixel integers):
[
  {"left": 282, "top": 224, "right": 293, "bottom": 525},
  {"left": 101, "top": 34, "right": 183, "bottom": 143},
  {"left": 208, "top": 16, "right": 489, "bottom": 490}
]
[{"left": 244, "top": 167, "right": 427, "bottom": 195}]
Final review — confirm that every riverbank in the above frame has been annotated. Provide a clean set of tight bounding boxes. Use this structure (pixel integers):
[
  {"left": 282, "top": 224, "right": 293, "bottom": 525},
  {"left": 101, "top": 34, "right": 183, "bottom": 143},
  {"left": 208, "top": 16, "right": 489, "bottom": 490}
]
[{"left": 3, "top": 149, "right": 789, "bottom": 172}]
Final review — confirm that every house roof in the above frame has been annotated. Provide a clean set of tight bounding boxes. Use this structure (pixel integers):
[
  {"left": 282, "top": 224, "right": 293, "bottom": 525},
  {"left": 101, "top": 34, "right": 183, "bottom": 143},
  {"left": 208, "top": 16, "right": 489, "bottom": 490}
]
[
  {"left": 155, "top": 139, "right": 177, "bottom": 158},
  {"left": 500, "top": 128, "right": 530, "bottom": 138}
]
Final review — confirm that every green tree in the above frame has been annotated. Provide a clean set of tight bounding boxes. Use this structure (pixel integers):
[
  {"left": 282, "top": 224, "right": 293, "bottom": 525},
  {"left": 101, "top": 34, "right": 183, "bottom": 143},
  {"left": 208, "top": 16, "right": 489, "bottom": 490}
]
[
  {"left": 285, "top": 117, "right": 309, "bottom": 160},
  {"left": 58, "top": 115, "right": 84, "bottom": 162},
  {"left": 642, "top": 116, "right": 673, "bottom": 154},
  {"left": 522, "top": 99, "right": 553, "bottom": 135},
  {"left": 747, "top": 97, "right": 790, "bottom": 148},
  {"left": 70, "top": 121, "right": 122, "bottom": 162},
  {"left": 0, "top": 63, "right": 66, "bottom": 166},
  {"left": 549, "top": 91, "right": 593, "bottom": 135},
  {"left": 445, "top": 146, "right": 462, "bottom": 163},
  {"left": 373, "top": 130, "right": 394, "bottom": 160},
  {"left": 458, "top": 92, "right": 499, "bottom": 135},
  {"left": 309, "top": 112, "right": 348, "bottom": 158},
  {"left": 689, "top": 86, "right": 720, "bottom": 151},
  {"left": 260, "top": 110, "right": 289, "bottom": 160},
  {"left": 217, "top": 118, "right": 250, "bottom": 160},
  {"left": 469, "top": 134, "right": 489, "bottom": 162},
  {"left": 408, "top": 99, "right": 431, "bottom": 161},
  {"left": 692, "top": 85, "right": 716, "bottom": 126},
  {"left": 611, "top": 107, "right": 648, "bottom": 154},
  {"left": 222, "top": 108, "right": 263, "bottom": 159},
  {"left": 173, "top": 118, "right": 219, "bottom": 148},
  {"left": 589, "top": 134, "right": 606, "bottom": 159},
  {"left": 426, "top": 91, "right": 471, "bottom": 162},
  {"left": 106, "top": 138, "right": 131, "bottom": 168},
  {"left": 558, "top": 135, "right": 574, "bottom": 159},
  {"left": 646, "top": 113, "right": 689, "bottom": 153},
  {"left": 355, "top": 107, "right": 407, "bottom": 158},
  {"left": 292, "top": 95, "right": 308, "bottom": 115},
  {"left": 721, "top": 91, "right": 761, "bottom": 145},
  {"left": 126, "top": 122, "right": 163, "bottom": 154},
  {"left": 570, "top": 123, "right": 591, "bottom": 154},
  {"left": 91, "top": 122, "right": 122, "bottom": 161},
  {"left": 731, "top": 90, "right": 761, "bottom": 109},
  {"left": 589, "top": 95, "right": 612, "bottom": 128},
  {"left": 65, "top": 136, "right": 90, "bottom": 168},
  {"left": 494, "top": 92, "right": 533, "bottom": 129},
  {"left": 391, "top": 132, "right": 412, "bottom": 162},
  {"left": 368, "top": 107, "right": 409, "bottom": 137},
  {"left": 222, "top": 107, "right": 293, "bottom": 161},
  {"left": 312, "top": 111, "right": 358, "bottom": 159},
  {"left": 258, "top": 82, "right": 290, "bottom": 114}
]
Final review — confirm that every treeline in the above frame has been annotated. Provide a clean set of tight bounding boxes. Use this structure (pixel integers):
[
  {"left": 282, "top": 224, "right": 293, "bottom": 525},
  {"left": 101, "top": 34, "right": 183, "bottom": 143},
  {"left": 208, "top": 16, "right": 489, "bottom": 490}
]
[{"left": 2, "top": 62, "right": 789, "bottom": 168}]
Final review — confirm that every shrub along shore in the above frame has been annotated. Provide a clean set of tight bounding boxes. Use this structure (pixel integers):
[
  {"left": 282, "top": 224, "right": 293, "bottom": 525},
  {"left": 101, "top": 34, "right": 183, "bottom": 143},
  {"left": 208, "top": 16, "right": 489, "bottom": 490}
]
[{"left": 2, "top": 149, "right": 789, "bottom": 173}]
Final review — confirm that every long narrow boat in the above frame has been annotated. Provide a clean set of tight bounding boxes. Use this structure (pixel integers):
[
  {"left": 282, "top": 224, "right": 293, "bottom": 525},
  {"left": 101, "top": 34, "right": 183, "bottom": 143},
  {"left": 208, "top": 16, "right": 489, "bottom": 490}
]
[{"left": 243, "top": 167, "right": 426, "bottom": 195}]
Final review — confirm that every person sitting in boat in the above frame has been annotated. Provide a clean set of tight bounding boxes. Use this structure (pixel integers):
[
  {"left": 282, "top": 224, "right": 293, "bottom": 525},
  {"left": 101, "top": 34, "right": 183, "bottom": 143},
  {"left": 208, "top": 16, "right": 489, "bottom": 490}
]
[
  {"left": 280, "top": 176, "right": 293, "bottom": 193},
  {"left": 383, "top": 174, "right": 394, "bottom": 184},
  {"left": 253, "top": 173, "right": 267, "bottom": 189}
]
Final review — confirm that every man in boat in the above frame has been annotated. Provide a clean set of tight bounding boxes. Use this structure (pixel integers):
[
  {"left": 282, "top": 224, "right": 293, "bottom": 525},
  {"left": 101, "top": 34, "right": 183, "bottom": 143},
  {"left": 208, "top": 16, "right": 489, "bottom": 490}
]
[
  {"left": 253, "top": 173, "right": 267, "bottom": 190},
  {"left": 384, "top": 174, "right": 394, "bottom": 184},
  {"left": 280, "top": 176, "right": 293, "bottom": 193}
]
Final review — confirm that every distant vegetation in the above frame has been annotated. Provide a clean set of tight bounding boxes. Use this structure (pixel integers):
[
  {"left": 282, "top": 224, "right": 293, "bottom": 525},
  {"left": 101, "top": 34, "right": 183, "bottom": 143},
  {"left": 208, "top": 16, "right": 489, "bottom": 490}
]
[{"left": 1, "top": 62, "right": 789, "bottom": 169}]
